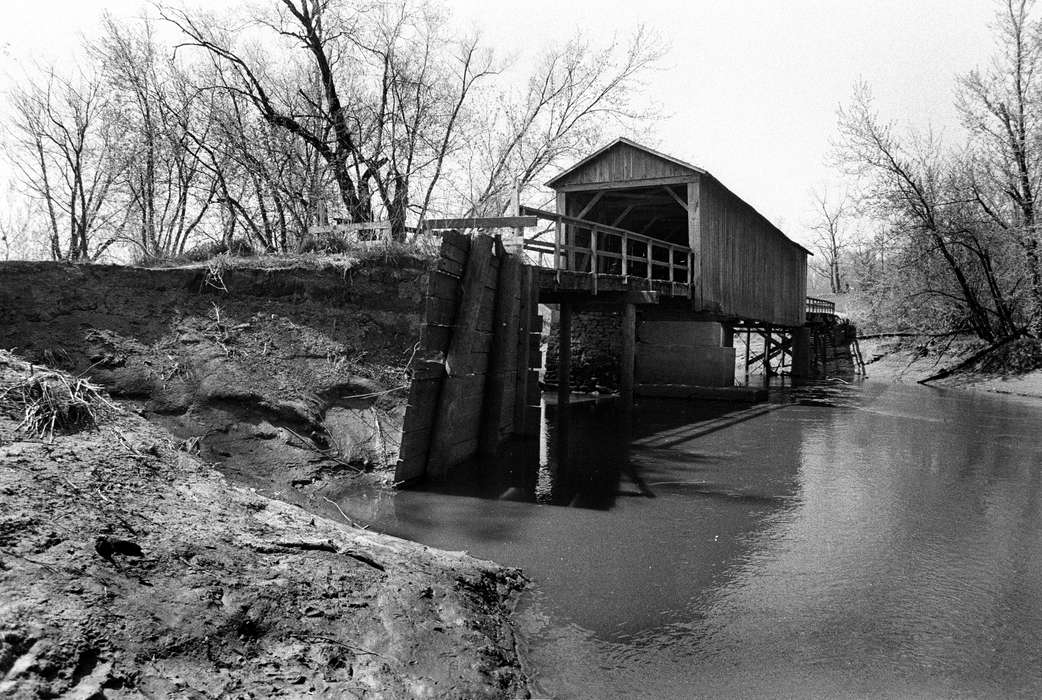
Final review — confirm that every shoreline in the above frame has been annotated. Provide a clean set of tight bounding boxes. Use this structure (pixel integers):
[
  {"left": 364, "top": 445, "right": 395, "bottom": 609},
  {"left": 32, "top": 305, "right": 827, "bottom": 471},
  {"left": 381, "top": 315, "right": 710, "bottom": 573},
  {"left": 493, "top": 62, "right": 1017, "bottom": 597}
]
[
  {"left": 859, "top": 336, "right": 1042, "bottom": 400},
  {"left": 0, "top": 352, "right": 530, "bottom": 698}
]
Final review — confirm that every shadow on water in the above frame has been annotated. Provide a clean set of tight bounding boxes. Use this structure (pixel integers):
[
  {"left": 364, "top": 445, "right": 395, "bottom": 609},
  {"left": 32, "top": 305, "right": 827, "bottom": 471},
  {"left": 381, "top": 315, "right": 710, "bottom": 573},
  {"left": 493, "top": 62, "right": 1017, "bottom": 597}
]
[{"left": 403, "top": 392, "right": 789, "bottom": 511}]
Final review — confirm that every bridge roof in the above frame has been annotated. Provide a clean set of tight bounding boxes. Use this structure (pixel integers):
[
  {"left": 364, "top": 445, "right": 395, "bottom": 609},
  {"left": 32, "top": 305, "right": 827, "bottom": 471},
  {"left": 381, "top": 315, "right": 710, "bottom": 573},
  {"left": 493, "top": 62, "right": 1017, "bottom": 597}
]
[{"left": 545, "top": 138, "right": 706, "bottom": 189}]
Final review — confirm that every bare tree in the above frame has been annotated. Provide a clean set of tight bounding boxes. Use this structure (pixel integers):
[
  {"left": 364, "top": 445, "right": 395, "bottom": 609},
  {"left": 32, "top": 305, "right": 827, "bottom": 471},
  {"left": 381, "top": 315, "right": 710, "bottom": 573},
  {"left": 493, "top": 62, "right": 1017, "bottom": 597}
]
[
  {"left": 162, "top": 0, "right": 499, "bottom": 242},
  {"left": 6, "top": 67, "right": 126, "bottom": 260},
  {"left": 957, "top": 0, "right": 1042, "bottom": 331},
  {"left": 808, "top": 188, "right": 850, "bottom": 293},
  {"left": 92, "top": 14, "right": 217, "bottom": 259},
  {"left": 837, "top": 82, "right": 1019, "bottom": 342},
  {"left": 457, "top": 27, "right": 666, "bottom": 216}
]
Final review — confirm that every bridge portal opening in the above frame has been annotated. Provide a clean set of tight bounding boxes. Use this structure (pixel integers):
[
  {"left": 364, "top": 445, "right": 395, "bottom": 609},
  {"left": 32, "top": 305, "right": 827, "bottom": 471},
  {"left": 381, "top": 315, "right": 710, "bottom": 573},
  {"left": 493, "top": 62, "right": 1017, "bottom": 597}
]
[{"left": 564, "top": 184, "right": 690, "bottom": 247}]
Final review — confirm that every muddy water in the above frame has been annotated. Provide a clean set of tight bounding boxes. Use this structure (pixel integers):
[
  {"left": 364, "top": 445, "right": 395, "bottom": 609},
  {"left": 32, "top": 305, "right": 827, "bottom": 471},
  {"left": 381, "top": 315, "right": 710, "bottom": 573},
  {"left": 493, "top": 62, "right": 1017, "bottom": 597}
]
[{"left": 333, "top": 382, "right": 1042, "bottom": 698}]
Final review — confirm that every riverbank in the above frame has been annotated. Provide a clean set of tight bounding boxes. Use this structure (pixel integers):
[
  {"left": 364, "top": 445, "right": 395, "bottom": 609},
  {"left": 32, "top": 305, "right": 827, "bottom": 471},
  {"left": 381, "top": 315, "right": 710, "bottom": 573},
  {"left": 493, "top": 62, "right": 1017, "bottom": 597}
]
[
  {"left": 0, "top": 350, "right": 528, "bottom": 697},
  {"left": 860, "top": 335, "right": 1042, "bottom": 399},
  {"left": 0, "top": 257, "right": 532, "bottom": 698}
]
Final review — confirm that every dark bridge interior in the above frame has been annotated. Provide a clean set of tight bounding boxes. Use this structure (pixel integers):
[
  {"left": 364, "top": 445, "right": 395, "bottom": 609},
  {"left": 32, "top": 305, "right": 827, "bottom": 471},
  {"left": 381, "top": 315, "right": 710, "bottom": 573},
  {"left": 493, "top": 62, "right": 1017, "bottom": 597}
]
[{"left": 565, "top": 184, "right": 690, "bottom": 246}]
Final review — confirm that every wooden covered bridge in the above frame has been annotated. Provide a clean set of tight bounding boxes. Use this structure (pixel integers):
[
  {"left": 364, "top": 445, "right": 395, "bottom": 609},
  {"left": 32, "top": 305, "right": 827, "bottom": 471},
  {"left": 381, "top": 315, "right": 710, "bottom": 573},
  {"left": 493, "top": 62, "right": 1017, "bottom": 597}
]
[
  {"left": 522, "top": 138, "right": 815, "bottom": 401},
  {"left": 396, "top": 139, "right": 848, "bottom": 481}
]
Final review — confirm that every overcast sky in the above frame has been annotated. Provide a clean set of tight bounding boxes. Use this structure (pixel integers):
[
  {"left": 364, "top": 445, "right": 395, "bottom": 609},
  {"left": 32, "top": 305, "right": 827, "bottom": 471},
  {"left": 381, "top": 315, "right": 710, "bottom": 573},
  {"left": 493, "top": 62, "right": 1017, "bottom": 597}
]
[{"left": 0, "top": 0, "right": 1000, "bottom": 247}]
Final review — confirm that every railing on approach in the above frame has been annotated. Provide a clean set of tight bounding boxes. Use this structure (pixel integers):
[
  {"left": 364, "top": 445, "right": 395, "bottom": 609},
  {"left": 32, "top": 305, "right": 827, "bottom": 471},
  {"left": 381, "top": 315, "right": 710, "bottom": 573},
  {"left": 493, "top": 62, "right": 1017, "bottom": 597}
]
[{"left": 805, "top": 296, "right": 836, "bottom": 315}]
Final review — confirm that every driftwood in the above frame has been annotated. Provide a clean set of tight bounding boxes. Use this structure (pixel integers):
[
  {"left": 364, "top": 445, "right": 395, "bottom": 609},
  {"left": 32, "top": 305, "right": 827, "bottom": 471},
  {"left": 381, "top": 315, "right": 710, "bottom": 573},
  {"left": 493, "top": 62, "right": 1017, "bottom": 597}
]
[{"left": 917, "top": 333, "right": 1025, "bottom": 385}]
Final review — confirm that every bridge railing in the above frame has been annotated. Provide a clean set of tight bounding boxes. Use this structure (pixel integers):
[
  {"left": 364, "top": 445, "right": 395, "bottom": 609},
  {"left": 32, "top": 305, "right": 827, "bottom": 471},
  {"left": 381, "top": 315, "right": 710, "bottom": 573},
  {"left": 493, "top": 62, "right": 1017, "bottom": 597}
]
[
  {"left": 519, "top": 205, "right": 692, "bottom": 285},
  {"left": 805, "top": 296, "right": 836, "bottom": 315}
]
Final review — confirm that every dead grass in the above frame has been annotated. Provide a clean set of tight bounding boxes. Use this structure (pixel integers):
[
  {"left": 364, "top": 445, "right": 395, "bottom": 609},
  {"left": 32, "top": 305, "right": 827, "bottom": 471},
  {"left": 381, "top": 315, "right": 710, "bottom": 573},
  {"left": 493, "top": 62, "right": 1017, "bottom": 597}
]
[
  {"left": 0, "top": 352, "right": 116, "bottom": 440},
  {"left": 152, "top": 237, "right": 439, "bottom": 273}
]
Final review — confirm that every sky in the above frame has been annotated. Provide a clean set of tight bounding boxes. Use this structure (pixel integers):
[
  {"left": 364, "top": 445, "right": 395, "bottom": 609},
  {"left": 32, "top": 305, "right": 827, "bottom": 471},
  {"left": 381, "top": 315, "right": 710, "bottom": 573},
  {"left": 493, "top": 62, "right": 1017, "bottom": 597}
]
[{"left": 0, "top": 0, "right": 1001, "bottom": 248}]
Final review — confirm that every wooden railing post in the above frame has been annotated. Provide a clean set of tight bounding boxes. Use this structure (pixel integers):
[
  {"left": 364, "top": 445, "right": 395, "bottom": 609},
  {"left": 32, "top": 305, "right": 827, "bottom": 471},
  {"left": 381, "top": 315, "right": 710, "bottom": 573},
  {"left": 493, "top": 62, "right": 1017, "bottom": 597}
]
[
  {"left": 621, "top": 233, "right": 629, "bottom": 277},
  {"left": 554, "top": 219, "right": 562, "bottom": 272},
  {"left": 590, "top": 227, "right": 598, "bottom": 295}
]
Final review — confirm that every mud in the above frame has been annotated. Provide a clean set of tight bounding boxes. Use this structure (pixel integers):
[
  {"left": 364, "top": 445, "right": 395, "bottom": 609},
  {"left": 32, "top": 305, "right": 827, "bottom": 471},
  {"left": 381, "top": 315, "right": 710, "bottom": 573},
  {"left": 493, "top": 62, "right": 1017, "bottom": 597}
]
[
  {"left": 0, "top": 351, "right": 528, "bottom": 698},
  {"left": 0, "top": 260, "right": 532, "bottom": 698}
]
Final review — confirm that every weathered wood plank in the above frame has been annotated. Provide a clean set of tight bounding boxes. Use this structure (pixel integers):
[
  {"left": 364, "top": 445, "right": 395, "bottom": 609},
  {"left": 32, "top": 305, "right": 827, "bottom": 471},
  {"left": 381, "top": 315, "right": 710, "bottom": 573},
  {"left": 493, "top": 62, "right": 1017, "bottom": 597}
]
[
  {"left": 427, "top": 235, "right": 496, "bottom": 474},
  {"left": 424, "top": 216, "right": 538, "bottom": 230},
  {"left": 513, "top": 266, "right": 539, "bottom": 434},
  {"left": 480, "top": 250, "right": 523, "bottom": 456}
]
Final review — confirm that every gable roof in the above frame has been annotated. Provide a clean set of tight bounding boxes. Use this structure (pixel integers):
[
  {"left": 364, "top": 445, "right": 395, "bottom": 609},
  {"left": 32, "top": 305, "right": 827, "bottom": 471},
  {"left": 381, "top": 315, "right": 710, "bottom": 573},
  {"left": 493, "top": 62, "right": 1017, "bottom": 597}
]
[
  {"left": 545, "top": 137, "right": 706, "bottom": 188},
  {"left": 545, "top": 137, "right": 813, "bottom": 257}
]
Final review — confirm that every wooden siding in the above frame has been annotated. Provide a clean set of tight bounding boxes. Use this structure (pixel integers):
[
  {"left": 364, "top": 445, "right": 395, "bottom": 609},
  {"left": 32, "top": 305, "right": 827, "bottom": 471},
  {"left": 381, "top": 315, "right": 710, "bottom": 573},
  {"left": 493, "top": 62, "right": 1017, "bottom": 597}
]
[
  {"left": 551, "top": 141, "right": 696, "bottom": 189},
  {"left": 697, "top": 176, "right": 806, "bottom": 326}
]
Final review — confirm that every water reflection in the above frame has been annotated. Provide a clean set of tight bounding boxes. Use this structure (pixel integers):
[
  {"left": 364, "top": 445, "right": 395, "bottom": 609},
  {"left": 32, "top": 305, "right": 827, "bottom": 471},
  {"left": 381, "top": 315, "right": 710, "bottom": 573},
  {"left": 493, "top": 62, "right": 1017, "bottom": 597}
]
[{"left": 332, "top": 382, "right": 1042, "bottom": 697}]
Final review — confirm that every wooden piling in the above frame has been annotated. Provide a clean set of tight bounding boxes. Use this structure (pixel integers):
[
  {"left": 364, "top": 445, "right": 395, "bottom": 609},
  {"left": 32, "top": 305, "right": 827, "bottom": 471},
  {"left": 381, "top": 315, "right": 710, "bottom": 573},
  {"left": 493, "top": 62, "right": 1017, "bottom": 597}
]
[
  {"left": 763, "top": 326, "right": 773, "bottom": 377},
  {"left": 620, "top": 302, "right": 636, "bottom": 410},
  {"left": 427, "top": 234, "right": 496, "bottom": 475},
  {"left": 480, "top": 243, "right": 522, "bottom": 455},
  {"left": 557, "top": 303, "right": 572, "bottom": 407}
]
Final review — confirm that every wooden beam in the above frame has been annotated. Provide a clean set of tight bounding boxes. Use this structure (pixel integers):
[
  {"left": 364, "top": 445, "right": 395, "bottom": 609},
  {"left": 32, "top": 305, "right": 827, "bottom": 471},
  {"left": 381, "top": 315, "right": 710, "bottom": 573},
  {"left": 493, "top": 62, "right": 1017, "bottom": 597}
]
[
  {"left": 744, "top": 328, "right": 752, "bottom": 376},
  {"left": 520, "top": 205, "right": 676, "bottom": 246},
  {"left": 640, "top": 216, "right": 662, "bottom": 234},
  {"left": 423, "top": 216, "right": 538, "bottom": 230},
  {"left": 611, "top": 205, "right": 635, "bottom": 227},
  {"left": 575, "top": 191, "right": 605, "bottom": 219},
  {"left": 686, "top": 179, "right": 701, "bottom": 307},
  {"left": 661, "top": 186, "right": 688, "bottom": 211},
  {"left": 328, "top": 219, "right": 392, "bottom": 229},
  {"left": 553, "top": 175, "right": 697, "bottom": 192}
]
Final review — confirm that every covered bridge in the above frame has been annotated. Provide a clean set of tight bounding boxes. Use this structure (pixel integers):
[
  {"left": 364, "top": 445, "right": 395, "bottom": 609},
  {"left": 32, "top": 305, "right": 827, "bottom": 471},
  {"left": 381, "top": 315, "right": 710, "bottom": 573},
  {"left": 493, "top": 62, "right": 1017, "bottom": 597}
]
[
  {"left": 542, "top": 137, "right": 809, "bottom": 327},
  {"left": 529, "top": 138, "right": 813, "bottom": 395}
]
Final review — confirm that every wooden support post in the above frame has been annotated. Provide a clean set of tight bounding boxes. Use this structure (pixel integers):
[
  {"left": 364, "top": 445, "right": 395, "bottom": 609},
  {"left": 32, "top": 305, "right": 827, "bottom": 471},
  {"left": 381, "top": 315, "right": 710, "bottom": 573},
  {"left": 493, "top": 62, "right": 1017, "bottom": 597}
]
[
  {"left": 721, "top": 323, "right": 734, "bottom": 348},
  {"left": 763, "top": 326, "right": 773, "bottom": 377},
  {"left": 505, "top": 183, "right": 523, "bottom": 255},
  {"left": 620, "top": 303, "right": 636, "bottom": 411},
  {"left": 792, "top": 327, "right": 811, "bottom": 379},
  {"left": 557, "top": 303, "right": 572, "bottom": 408},
  {"left": 554, "top": 219, "right": 562, "bottom": 276},
  {"left": 514, "top": 265, "right": 536, "bottom": 435},
  {"left": 744, "top": 328, "right": 752, "bottom": 378},
  {"left": 590, "top": 228, "right": 598, "bottom": 294}
]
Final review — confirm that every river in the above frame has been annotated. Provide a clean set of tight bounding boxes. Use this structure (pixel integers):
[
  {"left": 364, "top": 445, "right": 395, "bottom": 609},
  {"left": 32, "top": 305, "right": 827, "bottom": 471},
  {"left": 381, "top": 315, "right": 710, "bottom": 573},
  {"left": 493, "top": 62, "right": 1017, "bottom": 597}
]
[{"left": 334, "top": 381, "right": 1042, "bottom": 698}]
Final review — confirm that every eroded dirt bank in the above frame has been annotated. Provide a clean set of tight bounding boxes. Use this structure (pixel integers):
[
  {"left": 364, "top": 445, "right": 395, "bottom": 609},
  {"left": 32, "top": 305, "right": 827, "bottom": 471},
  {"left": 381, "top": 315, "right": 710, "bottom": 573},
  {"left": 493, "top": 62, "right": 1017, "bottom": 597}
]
[
  {"left": 0, "top": 351, "right": 528, "bottom": 698},
  {"left": 0, "top": 258, "right": 426, "bottom": 497},
  {"left": 0, "top": 259, "right": 532, "bottom": 697}
]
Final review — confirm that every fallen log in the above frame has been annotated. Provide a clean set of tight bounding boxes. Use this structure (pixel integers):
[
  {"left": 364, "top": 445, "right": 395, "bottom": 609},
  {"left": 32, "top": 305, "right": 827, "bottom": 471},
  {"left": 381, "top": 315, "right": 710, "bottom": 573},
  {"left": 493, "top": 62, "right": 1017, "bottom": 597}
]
[{"left": 917, "top": 332, "right": 1025, "bottom": 385}]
